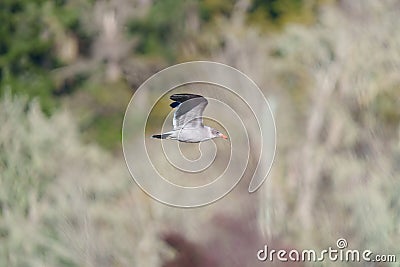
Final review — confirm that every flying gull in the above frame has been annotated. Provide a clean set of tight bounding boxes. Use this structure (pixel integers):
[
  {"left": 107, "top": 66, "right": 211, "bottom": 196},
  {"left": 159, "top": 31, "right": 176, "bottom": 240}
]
[{"left": 152, "top": 93, "right": 228, "bottom": 143}]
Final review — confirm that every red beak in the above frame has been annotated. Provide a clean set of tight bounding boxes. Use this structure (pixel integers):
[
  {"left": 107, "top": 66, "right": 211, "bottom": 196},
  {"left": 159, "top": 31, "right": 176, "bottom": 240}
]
[{"left": 219, "top": 133, "right": 228, "bottom": 140}]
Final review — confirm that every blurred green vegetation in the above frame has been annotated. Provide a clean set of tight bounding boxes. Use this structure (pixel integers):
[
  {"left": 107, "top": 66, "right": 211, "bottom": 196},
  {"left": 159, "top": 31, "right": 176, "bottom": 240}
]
[
  {"left": 248, "top": 0, "right": 313, "bottom": 29},
  {"left": 0, "top": 0, "right": 58, "bottom": 113},
  {"left": 1, "top": 0, "right": 327, "bottom": 150},
  {"left": 0, "top": 92, "right": 131, "bottom": 266},
  {"left": 128, "top": 0, "right": 186, "bottom": 60},
  {"left": 1, "top": 0, "right": 400, "bottom": 266}
]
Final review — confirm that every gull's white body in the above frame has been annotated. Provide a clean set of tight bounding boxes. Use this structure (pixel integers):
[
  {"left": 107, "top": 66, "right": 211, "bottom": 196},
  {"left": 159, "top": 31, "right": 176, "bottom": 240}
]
[{"left": 162, "top": 126, "right": 215, "bottom": 143}]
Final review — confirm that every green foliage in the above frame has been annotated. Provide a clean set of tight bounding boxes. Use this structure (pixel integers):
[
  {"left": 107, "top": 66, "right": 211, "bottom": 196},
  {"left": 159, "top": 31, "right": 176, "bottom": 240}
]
[
  {"left": 0, "top": 0, "right": 326, "bottom": 149},
  {"left": 0, "top": 0, "right": 127, "bottom": 149},
  {"left": 247, "top": 0, "right": 321, "bottom": 30},
  {"left": 0, "top": 0, "right": 87, "bottom": 114},
  {"left": 0, "top": 1, "right": 57, "bottom": 113},
  {"left": 199, "top": 0, "right": 234, "bottom": 21},
  {"left": 128, "top": 0, "right": 186, "bottom": 60}
]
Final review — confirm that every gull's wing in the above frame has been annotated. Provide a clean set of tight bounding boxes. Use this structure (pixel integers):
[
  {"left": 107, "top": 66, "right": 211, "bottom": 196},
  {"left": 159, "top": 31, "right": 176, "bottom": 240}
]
[{"left": 170, "top": 94, "right": 208, "bottom": 130}]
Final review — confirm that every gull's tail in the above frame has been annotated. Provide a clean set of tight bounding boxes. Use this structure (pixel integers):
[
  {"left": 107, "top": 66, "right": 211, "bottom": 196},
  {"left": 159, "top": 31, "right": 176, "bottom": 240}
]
[{"left": 151, "top": 133, "right": 171, "bottom": 139}]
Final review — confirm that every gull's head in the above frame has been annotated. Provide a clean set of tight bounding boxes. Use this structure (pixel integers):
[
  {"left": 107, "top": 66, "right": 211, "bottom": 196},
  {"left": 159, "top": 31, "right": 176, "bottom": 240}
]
[{"left": 210, "top": 128, "right": 228, "bottom": 140}]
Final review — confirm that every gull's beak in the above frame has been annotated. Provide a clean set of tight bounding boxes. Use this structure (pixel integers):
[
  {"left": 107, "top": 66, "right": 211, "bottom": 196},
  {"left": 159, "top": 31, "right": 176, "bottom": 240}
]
[{"left": 219, "top": 133, "right": 228, "bottom": 140}]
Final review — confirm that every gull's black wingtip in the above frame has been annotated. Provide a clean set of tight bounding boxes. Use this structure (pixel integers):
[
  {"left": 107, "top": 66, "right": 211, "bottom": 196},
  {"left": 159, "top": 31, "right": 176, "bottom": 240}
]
[
  {"left": 170, "top": 101, "right": 180, "bottom": 108},
  {"left": 152, "top": 133, "right": 171, "bottom": 139},
  {"left": 170, "top": 93, "right": 204, "bottom": 102}
]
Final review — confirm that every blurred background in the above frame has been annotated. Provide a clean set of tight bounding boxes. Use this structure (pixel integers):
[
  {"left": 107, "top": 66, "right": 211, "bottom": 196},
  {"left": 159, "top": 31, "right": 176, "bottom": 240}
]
[{"left": 1, "top": 0, "right": 399, "bottom": 266}]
